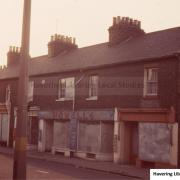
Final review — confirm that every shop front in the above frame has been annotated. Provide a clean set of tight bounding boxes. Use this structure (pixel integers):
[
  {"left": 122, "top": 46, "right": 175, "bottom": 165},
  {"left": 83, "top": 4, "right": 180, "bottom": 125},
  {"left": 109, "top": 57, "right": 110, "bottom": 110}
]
[
  {"left": 114, "top": 107, "right": 178, "bottom": 168},
  {"left": 38, "top": 109, "right": 115, "bottom": 161}
]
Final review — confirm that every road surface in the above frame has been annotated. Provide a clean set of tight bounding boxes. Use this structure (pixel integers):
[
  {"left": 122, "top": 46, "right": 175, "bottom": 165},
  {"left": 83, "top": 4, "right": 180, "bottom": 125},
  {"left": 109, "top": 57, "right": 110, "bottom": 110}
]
[{"left": 0, "top": 154, "right": 139, "bottom": 180}]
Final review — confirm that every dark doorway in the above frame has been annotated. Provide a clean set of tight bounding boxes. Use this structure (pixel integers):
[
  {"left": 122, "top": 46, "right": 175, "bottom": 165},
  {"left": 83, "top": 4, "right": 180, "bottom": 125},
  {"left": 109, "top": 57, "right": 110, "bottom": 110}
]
[{"left": 27, "top": 117, "right": 38, "bottom": 145}]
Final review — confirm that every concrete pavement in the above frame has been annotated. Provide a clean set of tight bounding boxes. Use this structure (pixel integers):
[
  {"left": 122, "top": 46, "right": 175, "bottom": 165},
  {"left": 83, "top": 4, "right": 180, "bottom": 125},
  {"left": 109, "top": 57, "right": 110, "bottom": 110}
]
[{"left": 0, "top": 147, "right": 149, "bottom": 180}]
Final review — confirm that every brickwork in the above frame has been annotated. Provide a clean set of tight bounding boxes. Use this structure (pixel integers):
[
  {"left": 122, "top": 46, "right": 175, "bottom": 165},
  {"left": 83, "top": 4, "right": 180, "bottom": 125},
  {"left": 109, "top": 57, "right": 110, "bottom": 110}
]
[{"left": 108, "top": 16, "right": 145, "bottom": 45}]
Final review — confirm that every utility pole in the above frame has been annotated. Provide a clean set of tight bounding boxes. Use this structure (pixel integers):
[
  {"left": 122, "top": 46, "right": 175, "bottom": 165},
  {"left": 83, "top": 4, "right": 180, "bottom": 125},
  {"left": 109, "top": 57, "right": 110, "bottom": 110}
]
[{"left": 13, "top": 0, "right": 31, "bottom": 179}]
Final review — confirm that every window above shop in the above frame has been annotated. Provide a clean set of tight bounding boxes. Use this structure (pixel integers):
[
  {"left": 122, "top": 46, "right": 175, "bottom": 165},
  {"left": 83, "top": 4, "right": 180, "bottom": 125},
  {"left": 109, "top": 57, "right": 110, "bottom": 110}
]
[
  {"left": 87, "top": 75, "right": 99, "bottom": 100},
  {"left": 144, "top": 67, "right": 158, "bottom": 97},
  {"left": 57, "top": 77, "right": 75, "bottom": 101}
]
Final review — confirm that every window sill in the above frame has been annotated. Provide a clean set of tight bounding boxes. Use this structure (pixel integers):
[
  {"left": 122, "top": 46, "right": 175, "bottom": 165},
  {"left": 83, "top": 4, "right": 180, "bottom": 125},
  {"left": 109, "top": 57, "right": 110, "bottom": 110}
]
[
  {"left": 86, "top": 96, "right": 98, "bottom": 101},
  {"left": 56, "top": 98, "right": 73, "bottom": 101}
]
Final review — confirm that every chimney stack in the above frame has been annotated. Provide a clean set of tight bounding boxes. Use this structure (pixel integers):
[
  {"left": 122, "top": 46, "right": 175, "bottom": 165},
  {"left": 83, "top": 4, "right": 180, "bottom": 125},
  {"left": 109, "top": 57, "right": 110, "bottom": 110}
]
[
  {"left": 48, "top": 34, "right": 78, "bottom": 57},
  {"left": 108, "top": 16, "right": 145, "bottom": 46},
  {"left": 7, "top": 46, "right": 21, "bottom": 67}
]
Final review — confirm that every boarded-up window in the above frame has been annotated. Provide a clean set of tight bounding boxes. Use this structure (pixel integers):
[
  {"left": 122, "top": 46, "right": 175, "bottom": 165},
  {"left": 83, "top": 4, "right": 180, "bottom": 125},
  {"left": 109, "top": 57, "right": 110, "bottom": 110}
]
[
  {"left": 78, "top": 121, "right": 100, "bottom": 153},
  {"left": 53, "top": 120, "right": 70, "bottom": 148},
  {"left": 139, "top": 123, "right": 170, "bottom": 163}
]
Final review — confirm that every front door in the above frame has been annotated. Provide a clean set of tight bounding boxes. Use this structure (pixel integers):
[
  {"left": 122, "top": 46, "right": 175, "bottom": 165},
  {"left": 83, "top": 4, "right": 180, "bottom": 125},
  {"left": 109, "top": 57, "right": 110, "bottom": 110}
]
[{"left": 27, "top": 117, "right": 38, "bottom": 145}]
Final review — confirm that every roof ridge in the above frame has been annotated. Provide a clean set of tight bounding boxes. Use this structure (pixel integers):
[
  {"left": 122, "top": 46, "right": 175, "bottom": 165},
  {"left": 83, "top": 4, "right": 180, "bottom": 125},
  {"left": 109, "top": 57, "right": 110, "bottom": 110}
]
[
  {"left": 31, "top": 54, "right": 48, "bottom": 60},
  {"left": 146, "top": 26, "right": 180, "bottom": 36}
]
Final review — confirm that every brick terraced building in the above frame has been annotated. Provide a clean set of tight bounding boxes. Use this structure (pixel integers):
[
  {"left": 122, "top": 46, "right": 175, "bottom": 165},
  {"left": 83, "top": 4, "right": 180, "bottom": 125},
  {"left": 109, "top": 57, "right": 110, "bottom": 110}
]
[{"left": 0, "top": 16, "right": 180, "bottom": 168}]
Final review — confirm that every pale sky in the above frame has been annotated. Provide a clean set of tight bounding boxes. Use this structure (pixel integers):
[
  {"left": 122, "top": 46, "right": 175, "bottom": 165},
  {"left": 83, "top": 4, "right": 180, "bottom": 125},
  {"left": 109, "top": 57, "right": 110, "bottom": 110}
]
[{"left": 0, "top": 0, "right": 180, "bottom": 65}]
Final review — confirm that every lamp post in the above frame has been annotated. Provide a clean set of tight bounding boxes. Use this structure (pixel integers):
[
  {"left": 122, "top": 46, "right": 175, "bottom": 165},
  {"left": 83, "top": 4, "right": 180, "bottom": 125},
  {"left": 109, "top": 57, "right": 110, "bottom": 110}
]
[{"left": 13, "top": 0, "right": 31, "bottom": 179}]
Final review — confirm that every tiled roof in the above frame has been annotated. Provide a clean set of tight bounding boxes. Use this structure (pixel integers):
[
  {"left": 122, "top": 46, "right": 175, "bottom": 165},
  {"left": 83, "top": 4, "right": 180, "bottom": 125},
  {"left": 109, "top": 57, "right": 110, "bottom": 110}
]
[{"left": 1, "top": 27, "right": 180, "bottom": 79}]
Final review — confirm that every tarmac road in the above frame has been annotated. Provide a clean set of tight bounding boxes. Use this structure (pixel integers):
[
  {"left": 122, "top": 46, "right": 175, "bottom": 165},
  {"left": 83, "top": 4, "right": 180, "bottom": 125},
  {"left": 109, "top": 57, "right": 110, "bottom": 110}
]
[{"left": 0, "top": 154, "right": 140, "bottom": 180}]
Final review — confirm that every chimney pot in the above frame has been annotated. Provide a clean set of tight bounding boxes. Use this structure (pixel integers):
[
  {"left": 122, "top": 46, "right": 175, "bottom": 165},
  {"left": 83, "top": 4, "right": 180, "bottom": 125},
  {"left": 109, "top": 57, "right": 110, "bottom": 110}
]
[
  {"left": 122, "top": 17, "right": 125, "bottom": 22},
  {"left": 73, "top": 38, "right": 76, "bottom": 44},
  {"left": 62, "top": 35, "right": 64, "bottom": 41},
  {"left": 55, "top": 34, "right": 58, "bottom": 40},
  {"left": 116, "top": 16, "right": 121, "bottom": 24},
  {"left": 113, "top": 17, "right": 116, "bottom": 25},
  {"left": 137, "top": 21, "right": 141, "bottom": 28},
  {"left": 50, "top": 36, "right": 53, "bottom": 42},
  {"left": 69, "top": 37, "right": 72, "bottom": 44},
  {"left": 9, "top": 46, "right": 12, "bottom": 52},
  {"left": 58, "top": 34, "right": 61, "bottom": 40},
  {"left": 65, "top": 36, "right": 68, "bottom": 42},
  {"left": 129, "top": 18, "right": 133, "bottom": 25},
  {"left": 125, "top": 17, "right": 129, "bottom": 23},
  {"left": 16, "top": 47, "right": 19, "bottom": 53}
]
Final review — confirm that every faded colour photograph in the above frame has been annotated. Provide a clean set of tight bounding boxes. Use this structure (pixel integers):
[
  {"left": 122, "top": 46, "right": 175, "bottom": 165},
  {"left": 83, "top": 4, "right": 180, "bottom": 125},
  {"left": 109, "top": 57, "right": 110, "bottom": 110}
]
[{"left": 0, "top": 0, "right": 180, "bottom": 179}]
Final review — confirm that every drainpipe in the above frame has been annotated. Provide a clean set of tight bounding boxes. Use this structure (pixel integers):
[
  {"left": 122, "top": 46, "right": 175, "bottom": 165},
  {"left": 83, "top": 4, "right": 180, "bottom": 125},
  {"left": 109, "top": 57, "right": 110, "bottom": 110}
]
[
  {"left": 69, "top": 72, "right": 85, "bottom": 155},
  {"left": 73, "top": 73, "right": 85, "bottom": 112}
]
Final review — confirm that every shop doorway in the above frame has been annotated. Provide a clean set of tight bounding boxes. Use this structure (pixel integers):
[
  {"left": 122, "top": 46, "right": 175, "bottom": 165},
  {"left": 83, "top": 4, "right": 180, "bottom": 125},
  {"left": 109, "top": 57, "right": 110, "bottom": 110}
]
[
  {"left": 27, "top": 117, "right": 39, "bottom": 149},
  {"left": 45, "top": 120, "right": 54, "bottom": 152},
  {"left": 118, "top": 121, "right": 139, "bottom": 165}
]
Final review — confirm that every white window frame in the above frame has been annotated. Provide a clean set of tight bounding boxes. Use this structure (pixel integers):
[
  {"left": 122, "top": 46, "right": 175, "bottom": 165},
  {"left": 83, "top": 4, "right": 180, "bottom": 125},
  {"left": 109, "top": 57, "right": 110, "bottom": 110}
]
[
  {"left": 57, "top": 77, "right": 75, "bottom": 101},
  {"left": 86, "top": 75, "right": 98, "bottom": 100},
  {"left": 144, "top": 67, "right": 158, "bottom": 96}
]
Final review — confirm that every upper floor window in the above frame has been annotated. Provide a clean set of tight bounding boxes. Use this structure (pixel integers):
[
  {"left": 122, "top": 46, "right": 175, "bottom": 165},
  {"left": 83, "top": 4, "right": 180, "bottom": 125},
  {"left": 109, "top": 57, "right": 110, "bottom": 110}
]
[
  {"left": 144, "top": 68, "right": 158, "bottom": 96},
  {"left": 88, "top": 75, "right": 98, "bottom": 99},
  {"left": 28, "top": 81, "right": 34, "bottom": 102},
  {"left": 58, "top": 77, "right": 75, "bottom": 100}
]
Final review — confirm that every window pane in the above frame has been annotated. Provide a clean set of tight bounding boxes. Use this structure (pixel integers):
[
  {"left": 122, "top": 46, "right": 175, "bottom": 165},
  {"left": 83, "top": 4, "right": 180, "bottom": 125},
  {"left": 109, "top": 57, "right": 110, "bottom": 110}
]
[
  {"left": 145, "top": 68, "right": 158, "bottom": 95},
  {"left": 59, "top": 79, "right": 66, "bottom": 98},
  {"left": 66, "top": 78, "right": 74, "bottom": 98},
  {"left": 89, "top": 75, "right": 98, "bottom": 97},
  {"left": 147, "top": 82, "right": 158, "bottom": 94},
  {"left": 59, "top": 77, "right": 74, "bottom": 99},
  {"left": 147, "top": 68, "right": 158, "bottom": 81}
]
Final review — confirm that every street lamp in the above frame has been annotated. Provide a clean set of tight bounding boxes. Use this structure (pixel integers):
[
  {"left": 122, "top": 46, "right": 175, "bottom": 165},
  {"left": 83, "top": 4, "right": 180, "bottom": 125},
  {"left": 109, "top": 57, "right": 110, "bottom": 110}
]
[{"left": 13, "top": 0, "right": 31, "bottom": 179}]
